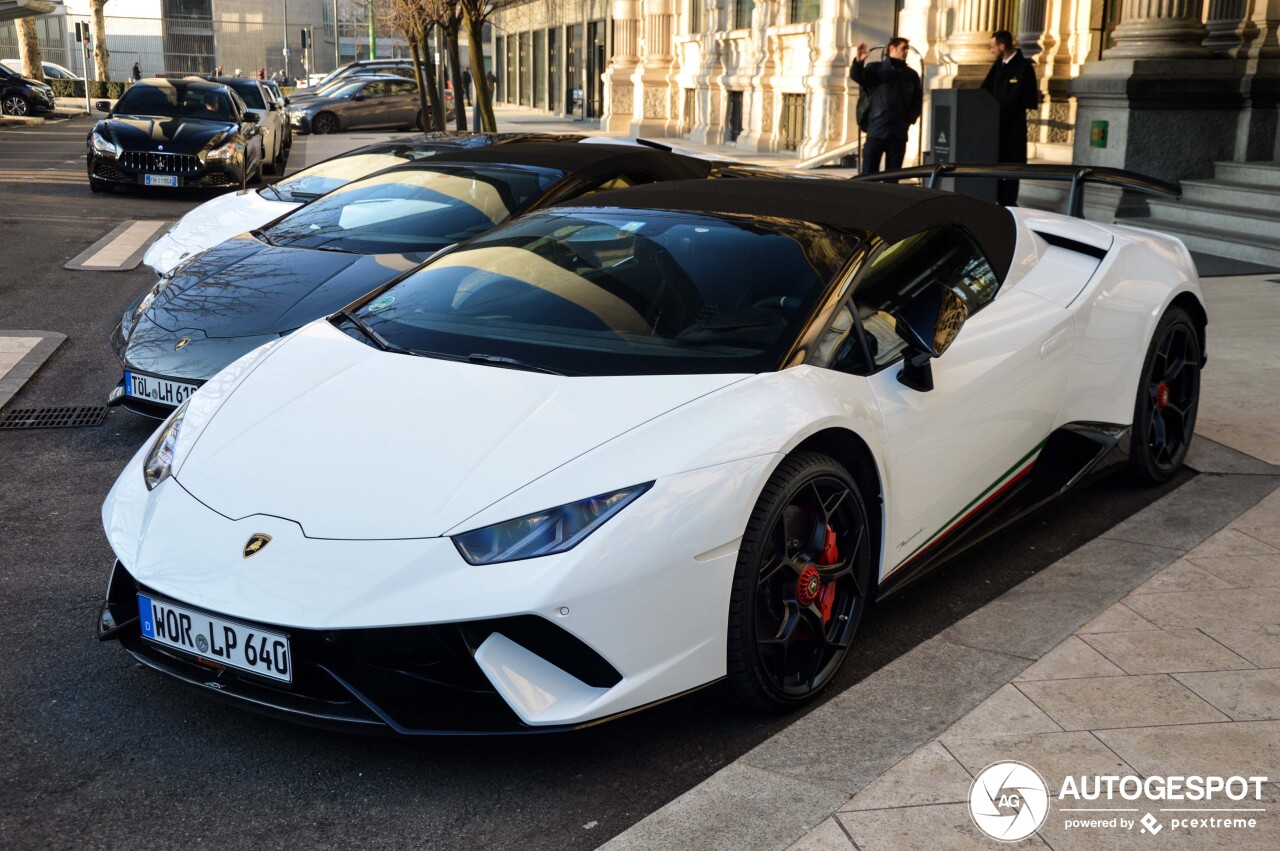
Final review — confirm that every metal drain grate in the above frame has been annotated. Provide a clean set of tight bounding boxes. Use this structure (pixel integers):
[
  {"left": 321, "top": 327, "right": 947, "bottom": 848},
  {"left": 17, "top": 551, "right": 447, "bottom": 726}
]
[{"left": 0, "top": 406, "right": 108, "bottom": 430}]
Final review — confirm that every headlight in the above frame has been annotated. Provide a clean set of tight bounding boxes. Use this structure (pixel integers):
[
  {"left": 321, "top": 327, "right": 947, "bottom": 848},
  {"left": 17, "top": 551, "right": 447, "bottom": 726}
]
[
  {"left": 90, "top": 131, "right": 120, "bottom": 157},
  {"left": 143, "top": 401, "right": 189, "bottom": 490},
  {"left": 206, "top": 140, "right": 238, "bottom": 161},
  {"left": 123, "top": 275, "right": 172, "bottom": 337},
  {"left": 452, "top": 483, "right": 652, "bottom": 565}
]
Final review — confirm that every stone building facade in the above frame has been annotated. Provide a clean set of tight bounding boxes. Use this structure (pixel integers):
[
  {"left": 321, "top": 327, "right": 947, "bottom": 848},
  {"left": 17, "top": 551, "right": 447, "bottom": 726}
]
[{"left": 492, "top": 0, "right": 1280, "bottom": 186}]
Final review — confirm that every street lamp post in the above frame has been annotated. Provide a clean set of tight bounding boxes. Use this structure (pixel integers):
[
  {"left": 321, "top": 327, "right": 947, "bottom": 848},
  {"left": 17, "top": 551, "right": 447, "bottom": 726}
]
[{"left": 282, "top": 0, "right": 290, "bottom": 80}]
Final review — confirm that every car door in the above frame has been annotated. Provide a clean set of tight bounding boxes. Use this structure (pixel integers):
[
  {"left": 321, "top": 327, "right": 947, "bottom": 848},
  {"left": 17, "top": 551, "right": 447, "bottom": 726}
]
[
  {"left": 385, "top": 79, "right": 419, "bottom": 126},
  {"left": 349, "top": 80, "right": 388, "bottom": 128},
  {"left": 835, "top": 226, "right": 1077, "bottom": 585}
]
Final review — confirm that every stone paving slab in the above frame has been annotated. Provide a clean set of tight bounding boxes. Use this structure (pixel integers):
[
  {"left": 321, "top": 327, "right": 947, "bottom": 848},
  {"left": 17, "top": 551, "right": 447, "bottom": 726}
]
[{"left": 0, "top": 331, "right": 65, "bottom": 412}]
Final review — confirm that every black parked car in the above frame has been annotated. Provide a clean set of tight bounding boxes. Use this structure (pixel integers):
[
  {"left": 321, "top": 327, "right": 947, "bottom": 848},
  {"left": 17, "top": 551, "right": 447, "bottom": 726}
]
[
  {"left": 87, "top": 77, "right": 265, "bottom": 193},
  {"left": 0, "top": 63, "right": 55, "bottom": 116}
]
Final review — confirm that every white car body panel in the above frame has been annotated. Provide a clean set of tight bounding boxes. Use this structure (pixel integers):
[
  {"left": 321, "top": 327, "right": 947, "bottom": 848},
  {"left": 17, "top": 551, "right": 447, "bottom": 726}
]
[
  {"left": 143, "top": 189, "right": 300, "bottom": 275},
  {"left": 102, "top": 198, "right": 1207, "bottom": 729}
]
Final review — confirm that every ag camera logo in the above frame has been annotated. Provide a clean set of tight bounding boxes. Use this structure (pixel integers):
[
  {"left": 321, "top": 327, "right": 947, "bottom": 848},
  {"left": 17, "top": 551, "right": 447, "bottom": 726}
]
[{"left": 969, "top": 761, "right": 1050, "bottom": 841}]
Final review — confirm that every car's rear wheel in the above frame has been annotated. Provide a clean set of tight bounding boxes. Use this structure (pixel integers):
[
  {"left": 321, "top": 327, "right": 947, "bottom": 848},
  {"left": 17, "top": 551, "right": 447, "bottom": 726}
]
[
  {"left": 727, "top": 451, "right": 872, "bottom": 712},
  {"left": 1130, "top": 305, "right": 1201, "bottom": 484},
  {"left": 312, "top": 112, "right": 338, "bottom": 134},
  {"left": 2, "top": 94, "right": 30, "bottom": 116}
]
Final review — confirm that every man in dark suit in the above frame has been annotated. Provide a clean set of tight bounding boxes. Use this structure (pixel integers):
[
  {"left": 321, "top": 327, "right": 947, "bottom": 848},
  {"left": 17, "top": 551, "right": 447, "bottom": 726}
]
[
  {"left": 981, "top": 30, "right": 1040, "bottom": 206},
  {"left": 851, "top": 37, "right": 922, "bottom": 177}
]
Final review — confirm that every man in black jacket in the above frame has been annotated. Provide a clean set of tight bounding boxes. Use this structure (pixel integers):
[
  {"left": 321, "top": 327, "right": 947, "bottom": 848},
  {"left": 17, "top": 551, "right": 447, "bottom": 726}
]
[
  {"left": 982, "top": 30, "right": 1040, "bottom": 205},
  {"left": 851, "top": 38, "right": 922, "bottom": 177}
]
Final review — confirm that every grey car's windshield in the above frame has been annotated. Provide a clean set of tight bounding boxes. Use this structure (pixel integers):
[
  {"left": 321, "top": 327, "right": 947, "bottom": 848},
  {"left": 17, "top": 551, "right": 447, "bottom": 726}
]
[
  {"left": 113, "top": 83, "right": 235, "bottom": 120},
  {"left": 231, "top": 82, "right": 266, "bottom": 109},
  {"left": 348, "top": 208, "right": 859, "bottom": 376},
  {"left": 262, "top": 163, "right": 563, "bottom": 254}
]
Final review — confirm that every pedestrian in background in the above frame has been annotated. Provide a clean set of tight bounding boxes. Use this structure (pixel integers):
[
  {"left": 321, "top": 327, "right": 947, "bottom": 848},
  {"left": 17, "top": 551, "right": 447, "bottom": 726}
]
[
  {"left": 132, "top": 61, "right": 141, "bottom": 82},
  {"left": 215, "top": 64, "right": 223, "bottom": 76},
  {"left": 486, "top": 69, "right": 497, "bottom": 100},
  {"left": 257, "top": 68, "right": 265, "bottom": 81},
  {"left": 850, "top": 37, "right": 922, "bottom": 177},
  {"left": 982, "top": 30, "right": 1040, "bottom": 206},
  {"left": 462, "top": 67, "right": 473, "bottom": 106}
]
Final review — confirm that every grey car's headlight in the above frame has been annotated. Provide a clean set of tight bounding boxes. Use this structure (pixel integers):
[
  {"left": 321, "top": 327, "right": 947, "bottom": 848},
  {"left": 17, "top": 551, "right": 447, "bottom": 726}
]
[
  {"left": 143, "top": 401, "right": 189, "bottom": 490},
  {"left": 90, "top": 131, "right": 120, "bottom": 157},
  {"left": 452, "top": 483, "right": 652, "bottom": 565}
]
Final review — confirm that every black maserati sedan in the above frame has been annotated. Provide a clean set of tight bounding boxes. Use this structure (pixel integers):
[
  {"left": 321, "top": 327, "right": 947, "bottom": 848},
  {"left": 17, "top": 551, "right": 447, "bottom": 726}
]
[{"left": 87, "top": 77, "right": 265, "bottom": 193}]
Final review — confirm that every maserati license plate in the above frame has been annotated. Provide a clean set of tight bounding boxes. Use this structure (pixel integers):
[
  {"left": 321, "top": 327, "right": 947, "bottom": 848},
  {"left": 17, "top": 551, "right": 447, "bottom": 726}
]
[{"left": 144, "top": 174, "right": 179, "bottom": 187}]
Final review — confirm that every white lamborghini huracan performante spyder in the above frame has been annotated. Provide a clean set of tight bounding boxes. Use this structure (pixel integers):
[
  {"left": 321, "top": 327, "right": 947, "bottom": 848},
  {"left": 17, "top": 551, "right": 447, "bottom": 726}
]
[{"left": 99, "top": 173, "right": 1206, "bottom": 734}]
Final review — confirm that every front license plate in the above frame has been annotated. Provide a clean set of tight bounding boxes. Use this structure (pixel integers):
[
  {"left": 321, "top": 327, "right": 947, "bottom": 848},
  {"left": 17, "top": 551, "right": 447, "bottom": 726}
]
[
  {"left": 138, "top": 594, "right": 292, "bottom": 683},
  {"left": 144, "top": 174, "right": 179, "bottom": 187},
  {"left": 124, "top": 371, "right": 198, "bottom": 407}
]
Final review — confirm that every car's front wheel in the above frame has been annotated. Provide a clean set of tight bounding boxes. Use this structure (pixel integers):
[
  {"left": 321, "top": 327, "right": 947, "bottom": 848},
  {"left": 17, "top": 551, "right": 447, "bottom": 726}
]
[
  {"left": 2, "top": 94, "right": 30, "bottom": 116},
  {"left": 312, "top": 112, "right": 338, "bottom": 134},
  {"left": 727, "top": 451, "right": 872, "bottom": 712},
  {"left": 1130, "top": 305, "right": 1201, "bottom": 484}
]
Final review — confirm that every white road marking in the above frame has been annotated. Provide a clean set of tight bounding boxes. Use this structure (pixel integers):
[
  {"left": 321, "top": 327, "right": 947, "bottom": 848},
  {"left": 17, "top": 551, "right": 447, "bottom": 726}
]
[
  {"left": 0, "top": 337, "right": 41, "bottom": 380},
  {"left": 79, "top": 220, "right": 168, "bottom": 269}
]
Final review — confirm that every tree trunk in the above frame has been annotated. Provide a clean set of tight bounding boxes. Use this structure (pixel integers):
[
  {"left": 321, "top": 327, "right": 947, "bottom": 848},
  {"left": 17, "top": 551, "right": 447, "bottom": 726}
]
[
  {"left": 445, "top": 20, "right": 467, "bottom": 132},
  {"left": 91, "top": 0, "right": 111, "bottom": 88},
  {"left": 463, "top": 13, "right": 495, "bottom": 132},
  {"left": 407, "top": 34, "right": 435, "bottom": 132},
  {"left": 420, "top": 25, "right": 445, "bottom": 131},
  {"left": 17, "top": 18, "right": 43, "bottom": 82}
]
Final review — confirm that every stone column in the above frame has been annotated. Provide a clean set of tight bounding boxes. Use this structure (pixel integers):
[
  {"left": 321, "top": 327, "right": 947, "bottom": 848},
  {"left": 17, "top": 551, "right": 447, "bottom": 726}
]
[
  {"left": 1106, "top": 0, "right": 1211, "bottom": 58},
  {"left": 630, "top": 0, "right": 680, "bottom": 135},
  {"left": 1017, "top": 0, "right": 1051, "bottom": 59},
  {"left": 946, "top": 0, "right": 1016, "bottom": 66},
  {"left": 602, "top": 0, "right": 642, "bottom": 131},
  {"left": 689, "top": 0, "right": 727, "bottom": 144},
  {"left": 1204, "top": 0, "right": 1252, "bottom": 54},
  {"left": 1240, "top": 0, "right": 1280, "bottom": 58}
]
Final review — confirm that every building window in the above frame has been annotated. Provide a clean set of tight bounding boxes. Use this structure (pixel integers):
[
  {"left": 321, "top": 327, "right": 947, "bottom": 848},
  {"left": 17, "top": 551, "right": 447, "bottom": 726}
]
[
  {"left": 533, "top": 29, "right": 546, "bottom": 109},
  {"left": 726, "top": 90, "right": 744, "bottom": 141},
  {"left": 682, "top": 88, "right": 696, "bottom": 133},
  {"left": 780, "top": 92, "right": 805, "bottom": 151},
  {"left": 690, "top": 0, "right": 705, "bottom": 34},
  {"left": 734, "top": 0, "right": 754, "bottom": 30},
  {"left": 788, "top": 0, "right": 820, "bottom": 24}
]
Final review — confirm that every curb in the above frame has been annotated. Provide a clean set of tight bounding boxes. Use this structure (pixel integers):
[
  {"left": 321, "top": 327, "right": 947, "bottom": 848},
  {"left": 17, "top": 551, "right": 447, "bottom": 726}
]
[
  {"left": 599, "top": 438, "right": 1280, "bottom": 851},
  {"left": 0, "top": 332, "right": 67, "bottom": 412}
]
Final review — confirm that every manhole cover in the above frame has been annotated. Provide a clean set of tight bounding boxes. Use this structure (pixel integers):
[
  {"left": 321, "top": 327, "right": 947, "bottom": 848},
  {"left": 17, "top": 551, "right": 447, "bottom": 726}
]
[{"left": 0, "top": 406, "right": 108, "bottom": 429}]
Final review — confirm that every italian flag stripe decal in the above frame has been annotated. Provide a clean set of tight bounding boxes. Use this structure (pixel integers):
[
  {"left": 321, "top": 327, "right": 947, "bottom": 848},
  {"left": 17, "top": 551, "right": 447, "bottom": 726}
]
[{"left": 889, "top": 438, "right": 1049, "bottom": 574}]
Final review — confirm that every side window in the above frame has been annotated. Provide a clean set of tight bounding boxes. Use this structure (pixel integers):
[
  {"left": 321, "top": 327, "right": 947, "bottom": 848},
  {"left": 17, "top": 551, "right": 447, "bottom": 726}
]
[
  {"left": 569, "top": 171, "right": 659, "bottom": 198},
  {"left": 852, "top": 227, "right": 998, "bottom": 370},
  {"left": 363, "top": 81, "right": 388, "bottom": 98},
  {"left": 388, "top": 80, "right": 417, "bottom": 96}
]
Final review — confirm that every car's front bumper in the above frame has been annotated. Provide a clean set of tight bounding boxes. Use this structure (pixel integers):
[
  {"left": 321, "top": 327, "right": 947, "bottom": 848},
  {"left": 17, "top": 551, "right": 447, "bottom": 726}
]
[
  {"left": 87, "top": 151, "right": 246, "bottom": 189},
  {"left": 287, "top": 112, "right": 313, "bottom": 134}
]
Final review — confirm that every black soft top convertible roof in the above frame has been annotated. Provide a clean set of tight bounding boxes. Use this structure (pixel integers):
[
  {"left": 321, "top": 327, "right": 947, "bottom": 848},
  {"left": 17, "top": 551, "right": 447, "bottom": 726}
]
[
  {"left": 382, "top": 141, "right": 717, "bottom": 181},
  {"left": 558, "top": 178, "right": 1017, "bottom": 281}
]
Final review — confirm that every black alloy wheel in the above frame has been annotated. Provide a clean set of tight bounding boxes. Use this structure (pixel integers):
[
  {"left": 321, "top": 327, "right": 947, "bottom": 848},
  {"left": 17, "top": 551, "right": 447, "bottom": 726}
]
[
  {"left": 1130, "top": 305, "right": 1201, "bottom": 484},
  {"left": 727, "top": 452, "right": 872, "bottom": 711},
  {"left": 312, "top": 112, "right": 338, "bottom": 135},
  {"left": 2, "top": 94, "right": 30, "bottom": 116}
]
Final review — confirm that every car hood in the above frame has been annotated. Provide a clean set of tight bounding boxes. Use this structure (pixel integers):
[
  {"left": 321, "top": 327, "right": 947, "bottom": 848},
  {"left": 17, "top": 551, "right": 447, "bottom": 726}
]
[
  {"left": 175, "top": 321, "right": 747, "bottom": 539},
  {"left": 146, "top": 235, "right": 428, "bottom": 337},
  {"left": 102, "top": 115, "right": 235, "bottom": 153},
  {"left": 144, "top": 189, "right": 299, "bottom": 274}
]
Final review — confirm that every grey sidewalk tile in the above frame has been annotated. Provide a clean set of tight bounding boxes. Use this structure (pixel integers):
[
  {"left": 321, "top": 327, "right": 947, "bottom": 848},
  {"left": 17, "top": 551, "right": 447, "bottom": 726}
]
[
  {"left": 1015, "top": 636, "right": 1127, "bottom": 682},
  {"left": 941, "top": 685, "right": 1064, "bottom": 742},
  {"left": 1081, "top": 629, "right": 1255, "bottom": 675},
  {"left": 1185, "top": 437, "right": 1280, "bottom": 476},
  {"left": 940, "top": 539, "right": 1180, "bottom": 660},
  {"left": 1038, "top": 802, "right": 1280, "bottom": 851},
  {"left": 942, "top": 730, "right": 1135, "bottom": 794},
  {"left": 1173, "top": 669, "right": 1280, "bottom": 721},
  {"left": 785, "top": 817, "right": 855, "bottom": 851},
  {"left": 0, "top": 331, "right": 65, "bottom": 412},
  {"left": 1077, "top": 604, "right": 1160, "bottom": 635},
  {"left": 1101, "top": 474, "right": 1280, "bottom": 553},
  {"left": 1202, "top": 627, "right": 1280, "bottom": 667},
  {"left": 1238, "top": 524, "right": 1280, "bottom": 549},
  {"left": 1015, "top": 675, "right": 1229, "bottom": 731},
  {"left": 1124, "top": 586, "right": 1280, "bottom": 631},
  {"left": 1232, "top": 487, "right": 1280, "bottom": 527},
  {"left": 1128, "top": 560, "right": 1236, "bottom": 594},
  {"left": 597, "top": 761, "right": 849, "bottom": 851},
  {"left": 1189, "top": 553, "right": 1280, "bottom": 588},
  {"left": 740, "top": 639, "right": 1030, "bottom": 795},
  {"left": 837, "top": 804, "right": 1051, "bottom": 850},
  {"left": 1095, "top": 719, "right": 1280, "bottom": 779},
  {"left": 840, "top": 742, "right": 974, "bottom": 812},
  {"left": 1185, "top": 527, "right": 1280, "bottom": 559}
]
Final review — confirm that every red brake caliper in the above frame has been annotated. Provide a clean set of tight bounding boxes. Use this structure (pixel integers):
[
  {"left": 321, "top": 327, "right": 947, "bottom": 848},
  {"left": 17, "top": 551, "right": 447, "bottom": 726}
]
[{"left": 817, "top": 526, "right": 840, "bottom": 625}]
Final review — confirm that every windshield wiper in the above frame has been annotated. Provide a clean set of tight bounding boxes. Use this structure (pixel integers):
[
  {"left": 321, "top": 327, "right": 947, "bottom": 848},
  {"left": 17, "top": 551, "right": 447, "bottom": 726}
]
[
  {"left": 313, "top": 244, "right": 357, "bottom": 254},
  {"left": 250, "top": 228, "right": 276, "bottom": 246},
  {"left": 468, "top": 353, "right": 565, "bottom": 376},
  {"left": 261, "top": 184, "right": 284, "bottom": 201},
  {"left": 333, "top": 310, "right": 414, "bottom": 356}
]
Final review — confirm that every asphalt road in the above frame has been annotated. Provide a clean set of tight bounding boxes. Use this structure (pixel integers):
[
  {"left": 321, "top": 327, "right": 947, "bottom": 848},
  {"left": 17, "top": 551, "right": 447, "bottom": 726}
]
[{"left": 0, "top": 117, "right": 1193, "bottom": 849}]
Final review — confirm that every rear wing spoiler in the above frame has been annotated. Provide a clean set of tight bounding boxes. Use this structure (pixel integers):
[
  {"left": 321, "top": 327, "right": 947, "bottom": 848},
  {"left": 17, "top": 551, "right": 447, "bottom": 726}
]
[{"left": 854, "top": 163, "right": 1181, "bottom": 219}]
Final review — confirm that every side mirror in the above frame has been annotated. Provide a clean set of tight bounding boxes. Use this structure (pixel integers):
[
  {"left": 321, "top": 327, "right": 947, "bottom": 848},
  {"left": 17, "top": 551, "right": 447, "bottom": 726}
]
[
  {"left": 268, "top": 101, "right": 279, "bottom": 111},
  {"left": 94, "top": 100, "right": 111, "bottom": 113},
  {"left": 282, "top": 96, "right": 290, "bottom": 105},
  {"left": 242, "top": 111, "right": 260, "bottom": 123},
  {"left": 893, "top": 282, "right": 970, "bottom": 393},
  {"left": 351, "top": 93, "right": 365, "bottom": 101}
]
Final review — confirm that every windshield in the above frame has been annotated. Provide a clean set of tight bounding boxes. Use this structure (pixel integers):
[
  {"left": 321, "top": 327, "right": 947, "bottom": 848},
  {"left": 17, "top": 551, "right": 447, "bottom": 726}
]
[
  {"left": 232, "top": 82, "right": 265, "bottom": 109},
  {"left": 350, "top": 208, "right": 859, "bottom": 376},
  {"left": 113, "top": 83, "right": 235, "bottom": 121},
  {"left": 267, "top": 147, "right": 455, "bottom": 202},
  {"left": 262, "top": 163, "right": 563, "bottom": 254},
  {"left": 326, "top": 81, "right": 366, "bottom": 100}
]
